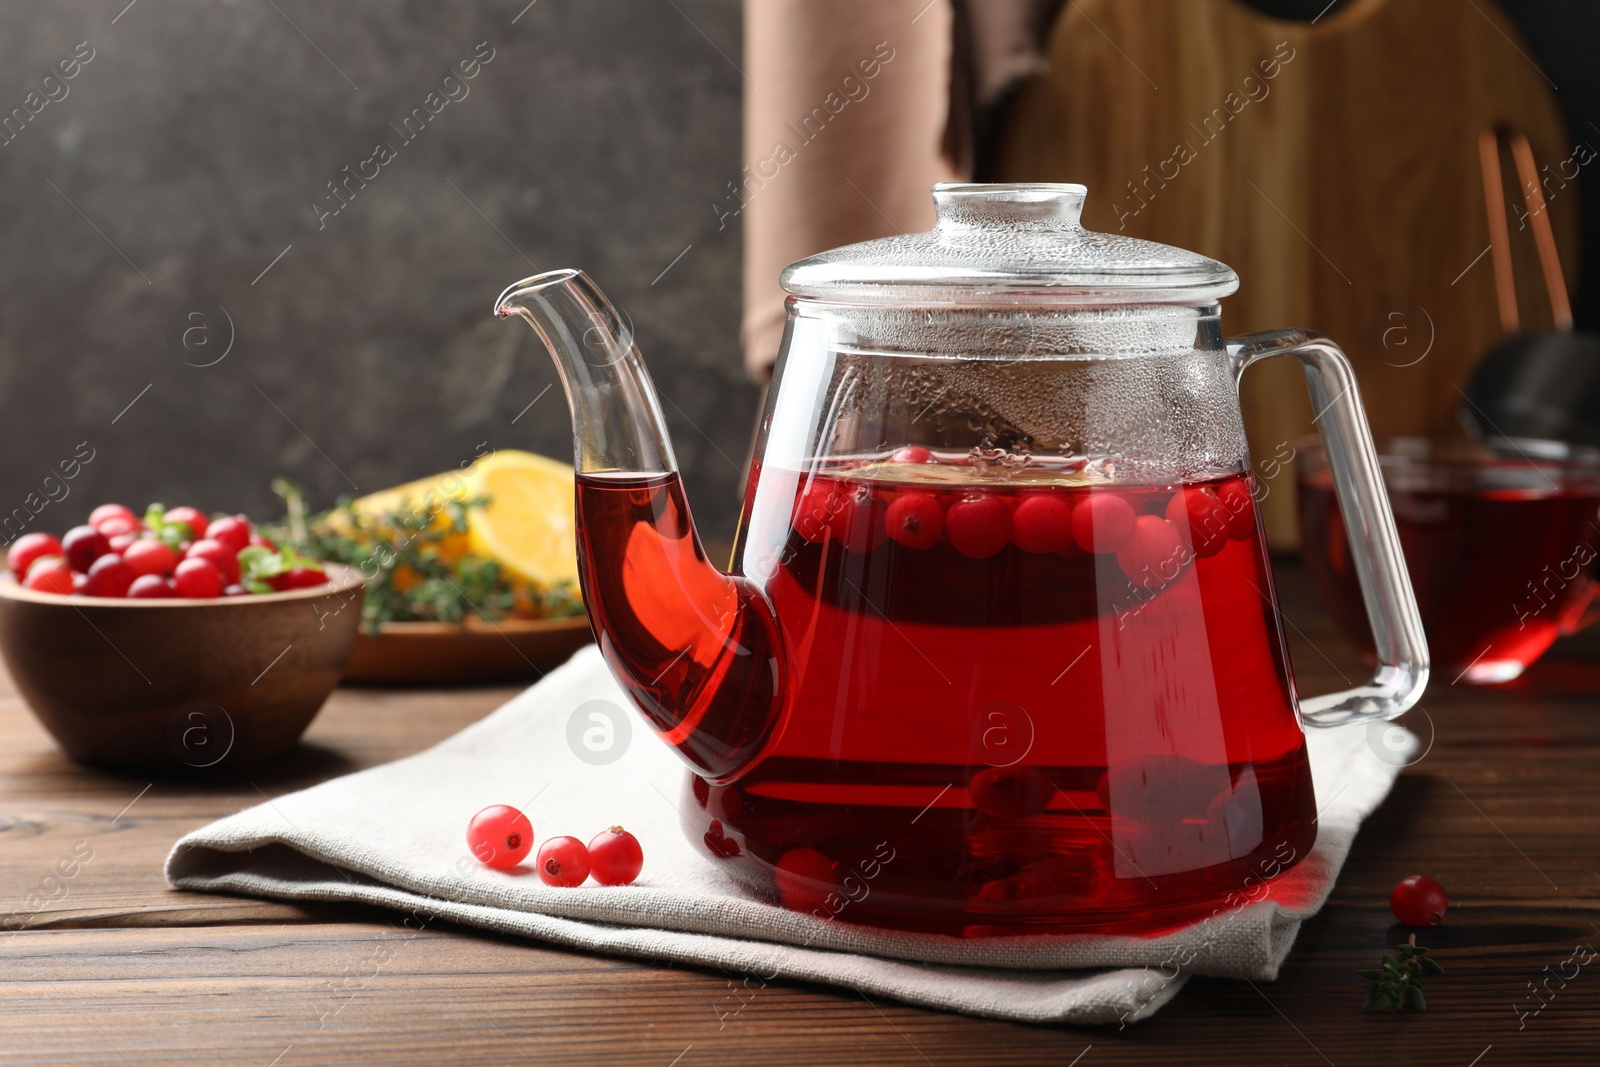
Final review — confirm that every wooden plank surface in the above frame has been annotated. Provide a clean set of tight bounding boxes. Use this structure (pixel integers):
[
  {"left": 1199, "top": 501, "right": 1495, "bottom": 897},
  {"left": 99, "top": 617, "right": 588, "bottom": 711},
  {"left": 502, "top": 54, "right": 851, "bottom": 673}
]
[{"left": 3, "top": 567, "right": 1599, "bottom": 1065}]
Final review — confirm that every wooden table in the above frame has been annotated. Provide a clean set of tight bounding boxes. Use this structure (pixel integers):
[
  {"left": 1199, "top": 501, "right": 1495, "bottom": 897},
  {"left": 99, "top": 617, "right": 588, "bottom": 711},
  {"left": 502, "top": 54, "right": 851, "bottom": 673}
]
[{"left": 3, "top": 565, "right": 1597, "bottom": 1066}]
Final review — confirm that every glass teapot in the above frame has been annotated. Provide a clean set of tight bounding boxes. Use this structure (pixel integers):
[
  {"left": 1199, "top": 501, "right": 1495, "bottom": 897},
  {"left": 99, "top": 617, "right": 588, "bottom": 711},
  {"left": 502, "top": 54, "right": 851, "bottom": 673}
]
[{"left": 495, "top": 183, "right": 1427, "bottom": 936}]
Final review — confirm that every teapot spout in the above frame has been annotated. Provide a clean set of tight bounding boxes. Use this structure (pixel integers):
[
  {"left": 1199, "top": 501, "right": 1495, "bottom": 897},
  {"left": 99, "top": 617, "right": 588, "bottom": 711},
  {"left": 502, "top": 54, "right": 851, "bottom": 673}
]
[
  {"left": 495, "top": 269, "right": 677, "bottom": 477},
  {"left": 494, "top": 270, "right": 785, "bottom": 782}
]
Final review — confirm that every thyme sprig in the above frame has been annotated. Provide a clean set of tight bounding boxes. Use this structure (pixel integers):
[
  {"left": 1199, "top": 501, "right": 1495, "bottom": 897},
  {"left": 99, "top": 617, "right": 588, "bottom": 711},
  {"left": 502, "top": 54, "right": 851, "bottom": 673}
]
[
  {"left": 1359, "top": 934, "right": 1444, "bottom": 1012},
  {"left": 266, "top": 479, "right": 582, "bottom": 634}
]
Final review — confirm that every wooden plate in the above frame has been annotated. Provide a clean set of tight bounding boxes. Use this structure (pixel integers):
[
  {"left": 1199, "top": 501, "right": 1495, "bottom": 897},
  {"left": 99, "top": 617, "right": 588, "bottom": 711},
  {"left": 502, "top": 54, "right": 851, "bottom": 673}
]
[{"left": 340, "top": 615, "right": 593, "bottom": 686}]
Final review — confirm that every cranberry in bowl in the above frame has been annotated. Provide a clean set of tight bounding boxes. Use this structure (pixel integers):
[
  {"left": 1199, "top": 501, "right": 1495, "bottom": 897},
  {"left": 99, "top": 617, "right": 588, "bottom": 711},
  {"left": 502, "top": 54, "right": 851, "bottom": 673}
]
[{"left": 0, "top": 503, "right": 364, "bottom": 772}]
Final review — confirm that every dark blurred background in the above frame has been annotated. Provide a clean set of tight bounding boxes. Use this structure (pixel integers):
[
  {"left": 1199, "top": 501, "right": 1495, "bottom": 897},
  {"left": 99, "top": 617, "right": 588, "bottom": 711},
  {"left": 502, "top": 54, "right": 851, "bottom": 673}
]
[
  {"left": 0, "top": 0, "right": 750, "bottom": 538},
  {"left": 0, "top": 0, "right": 1596, "bottom": 543}
]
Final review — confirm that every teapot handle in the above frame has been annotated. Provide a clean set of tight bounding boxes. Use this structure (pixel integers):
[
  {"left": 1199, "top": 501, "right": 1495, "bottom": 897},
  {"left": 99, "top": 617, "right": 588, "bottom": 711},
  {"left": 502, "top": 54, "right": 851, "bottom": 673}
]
[{"left": 1229, "top": 329, "right": 1430, "bottom": 727}]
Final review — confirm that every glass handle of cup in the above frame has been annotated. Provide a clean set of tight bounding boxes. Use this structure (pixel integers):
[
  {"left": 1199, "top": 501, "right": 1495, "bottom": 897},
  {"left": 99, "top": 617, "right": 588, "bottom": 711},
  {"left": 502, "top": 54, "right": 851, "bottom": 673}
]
[{"left": 1230, "top": 329, "right": 1430, "bottom": 727}]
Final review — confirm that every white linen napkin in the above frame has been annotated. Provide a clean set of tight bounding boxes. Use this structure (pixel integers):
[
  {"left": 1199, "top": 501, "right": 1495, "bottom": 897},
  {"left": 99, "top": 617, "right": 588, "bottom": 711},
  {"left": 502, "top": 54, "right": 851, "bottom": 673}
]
[{"left": 167, "top": 646, "right": 1412, "bottom": 1026}]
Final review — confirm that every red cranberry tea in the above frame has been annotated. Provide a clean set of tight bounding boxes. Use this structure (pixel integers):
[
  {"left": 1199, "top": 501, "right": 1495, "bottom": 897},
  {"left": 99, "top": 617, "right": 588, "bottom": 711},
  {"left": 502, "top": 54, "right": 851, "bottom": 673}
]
[
  {"left": 1299, "top": 462, "right": 1600, "bottom": 684},
  {"left": 577, "top": 453, "right": 1316, "bottom": 936}
]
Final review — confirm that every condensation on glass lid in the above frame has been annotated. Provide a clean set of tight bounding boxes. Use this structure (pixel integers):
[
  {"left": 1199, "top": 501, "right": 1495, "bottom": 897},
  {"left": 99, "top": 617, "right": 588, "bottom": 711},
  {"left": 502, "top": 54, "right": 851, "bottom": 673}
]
[{"left": 817, "top": 303, "right": 1207, "bottom": 361}]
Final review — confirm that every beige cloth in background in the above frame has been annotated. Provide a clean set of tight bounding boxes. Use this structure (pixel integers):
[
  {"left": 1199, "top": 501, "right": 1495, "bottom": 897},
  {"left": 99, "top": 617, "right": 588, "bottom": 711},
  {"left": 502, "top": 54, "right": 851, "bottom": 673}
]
[
  {"left": 739, "top": 0, "right": 1066, "bottom": 377},
  {"left": 740, "top": 0, "right": 958, "bottom": 377}
]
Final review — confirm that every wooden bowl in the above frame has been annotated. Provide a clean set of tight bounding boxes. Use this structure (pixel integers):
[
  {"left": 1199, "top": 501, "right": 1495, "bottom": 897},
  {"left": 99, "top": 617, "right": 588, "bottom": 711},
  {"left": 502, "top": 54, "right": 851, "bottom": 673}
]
[
  {"left": 0, "top": 564, "right": 364, "bottom": 772},
  {"left": 341, "top": 615, "right": 593, "bottom": 686}
]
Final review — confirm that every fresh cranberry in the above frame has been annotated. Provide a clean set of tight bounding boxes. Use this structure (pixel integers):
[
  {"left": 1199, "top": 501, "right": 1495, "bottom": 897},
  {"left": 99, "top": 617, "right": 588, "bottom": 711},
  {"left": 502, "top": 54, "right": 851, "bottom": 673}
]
[
  {"left": 970, "top": 766, "right": 1053, "bottom": 818},
  {"left": 536, "top": 835, "right": 591, "bottom": 887},
  {"left": 1115, "top": 515, "right": 1188, "bottom": 589},
  {"left": 884, "top": 491, "right": 944, "bottom": 549},
  {"left": 587, "top": 826, "right": 644, "bottom": 886},
  {"left": 945, "top": 493, "right": 1012, "bottom": 559},
  {"left": 207, "top": 515, "right": 252, "bottom": 553},
  {"left": 891, "top": 445, "right": 933, "bottom": 464},
  {"left": 84, "top": 554, "right": 136, "bottom": 598},
  {"left": 62, "top": 525, "right": 113, "bottom": 573},
  {"left": 185, "top": 539, "right": 241, "bottom": 584},
  {"left": 173, "top": 557, "right": 224, "bottom": 598},
  {"left": 1011, "top": 493, "right": 1075, "bottom": 553},
  {"left": 1164, "top": 486, "right": 1232, "bottom": 559},
  {"left": 7, "top": 532, "right": 63, "bottom": 579},
  {"left": 122, "top": 539, "right": 178, "bottom": 578},
  {"left": 775, "top": 847, "right": 837, "bottom": 914},
  {"left": 222, "top": 583, "right": 250, "bottom": 597},
  {"left": 108, "top": 532, "right": 139, "bottom": 554},
  {"left": 127, "top": 574, "right": 176, "bottom": 599},
  {"left": 1069, "top": 493, "right": 1137, "bottom": 553},
  {"left": 794, "top": 483, "right": 841, "bottom": 545},
  {"left": 979, "top": 855, "right": 1094, "bottom": 903},
  {"left": 466, "top": 804, "right": 534, "bottom": 871},
  {"left": 164, "top": 506, "right": 208, "bottom": 539},
  {"left": 95, "top": 514, "right": 141, "bottom": 538},
  {"left": 88, "top": 504, "right": 137, "bottom": 528},
  {"left": 24, "top": 558, "right": 74, "bottom": 595},
  {"left": 72, "top": 572, "right": 88, "bottom": 593},
  {"left": 280, "top": 566, "right": 327, "bottom": 589},
  {"left": 1390, "top": 874, "right": 1447, "bottom": 927},
  {"left": 833, "top": 483, "right": 887, "bottom": 553},
  {"left": 1215, "top": 479, "right": 1256, "bottom": 541},
  {"left": 249, "top": 532, "right": 277, "bottom": 551},
  {"left": 703, "top": 818, "right": 740, "bottom": 858}
]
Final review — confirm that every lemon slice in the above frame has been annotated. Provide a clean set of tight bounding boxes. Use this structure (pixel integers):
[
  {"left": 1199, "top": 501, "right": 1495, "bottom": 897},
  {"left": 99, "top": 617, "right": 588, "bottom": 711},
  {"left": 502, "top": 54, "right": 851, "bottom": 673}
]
[{"left": 462, "top": 450, "right": 578, "bottom": 585}]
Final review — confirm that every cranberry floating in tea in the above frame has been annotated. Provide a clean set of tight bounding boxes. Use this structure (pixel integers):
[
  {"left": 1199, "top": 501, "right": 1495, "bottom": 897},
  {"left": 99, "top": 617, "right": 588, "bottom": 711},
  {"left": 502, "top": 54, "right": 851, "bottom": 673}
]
[{"left": 494, "top": 183, "right": 1428, "bottom": 936}]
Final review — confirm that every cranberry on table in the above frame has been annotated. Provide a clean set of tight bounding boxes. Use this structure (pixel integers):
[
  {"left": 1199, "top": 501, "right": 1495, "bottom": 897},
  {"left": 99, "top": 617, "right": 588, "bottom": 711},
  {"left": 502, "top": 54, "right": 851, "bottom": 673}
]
[
  {"left": 164, "top": 506, "right": 208, "bottom": 539},
  {"left": 7, "top": 532, "right": 63, "bottom": 579},
  {"left": 23, "top": 558, "right": 74, "bottom": 595},
  {"left": 127, "top": 574, "right": 177, "bottom": 599},
  {"left": 466, "top": 804, "right": 535, "bottom": 871},
  {"left": 536, "top": 836, "right": 591, "bottom": 887},
  {"left": 85, "top": 554, "right": 136, "bottom": 598},
  {"left": 62, "top": 525, "right": 113, "bottom": 573},
  {"left": 1390, "top": 874, "right": 1448, "bottom": 927},
  {"left": 173, "top": 558, "right": 225, "bottom": 599},
  {"left": 884, "top": 491, "right": 944, "bottom": 550},
  {"left": 122, "top": 539, "right": 178, "bottom": 578},
  {"left": 88, "top": 503, "right": 137, "bottom": 529},
  {"left": 186, "top": 539, "right": 241, "bottom": 584},
  {"left": 108, "top": 532, "right": 139, "bottom": 554},
  {"left": 207, "top": 515, "right": 252, "bottom": 553},
  {"left": 945, "top": 493, "right": 1012, "bottom": 559},
  {"left": 1011, "top": 493, "right": 1075, "bottom": 554},
  {"left": 587, "top": 826, "right": 644, "bottom": 886},
  {"left": 891, "top": 445, "right": 934, "bottom": 464}
]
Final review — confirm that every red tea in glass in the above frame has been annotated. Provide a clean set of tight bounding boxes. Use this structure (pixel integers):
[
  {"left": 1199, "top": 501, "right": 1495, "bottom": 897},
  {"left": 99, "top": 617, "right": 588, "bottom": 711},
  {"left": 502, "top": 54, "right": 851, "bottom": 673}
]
[
  {"left": 578, "top": 454, "right": 1317, "bottom": 936},
  {"left": 1299, "top": 437, "right": 1600, "bottom": 683}
]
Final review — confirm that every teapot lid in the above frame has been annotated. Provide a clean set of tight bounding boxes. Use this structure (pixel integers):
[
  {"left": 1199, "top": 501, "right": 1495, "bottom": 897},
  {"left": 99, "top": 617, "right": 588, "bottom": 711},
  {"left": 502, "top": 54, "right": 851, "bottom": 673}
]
[{"left": 781, "top": 183, "right": 1238, "bottom": 305}]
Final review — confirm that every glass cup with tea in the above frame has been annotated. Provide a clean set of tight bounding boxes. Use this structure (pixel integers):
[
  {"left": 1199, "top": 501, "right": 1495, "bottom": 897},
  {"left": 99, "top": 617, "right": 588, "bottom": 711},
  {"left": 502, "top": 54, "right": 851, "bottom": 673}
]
[{"left": 1298, "top": 435, "right": 1600, "bottom": 684}]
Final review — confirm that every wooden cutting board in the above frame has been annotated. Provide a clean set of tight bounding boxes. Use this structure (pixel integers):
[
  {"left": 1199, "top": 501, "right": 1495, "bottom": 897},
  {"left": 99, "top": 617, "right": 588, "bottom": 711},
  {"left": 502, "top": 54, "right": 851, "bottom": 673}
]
[{"left": 995, "top": 0, "right": 1578, "bottom": 545}]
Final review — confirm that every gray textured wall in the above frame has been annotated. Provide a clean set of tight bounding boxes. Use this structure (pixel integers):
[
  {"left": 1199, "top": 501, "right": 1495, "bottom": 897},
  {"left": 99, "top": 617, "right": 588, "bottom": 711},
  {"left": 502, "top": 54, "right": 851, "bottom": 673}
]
[{"left": 0, "top": 0, "right": 753, "bottom": 543}]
